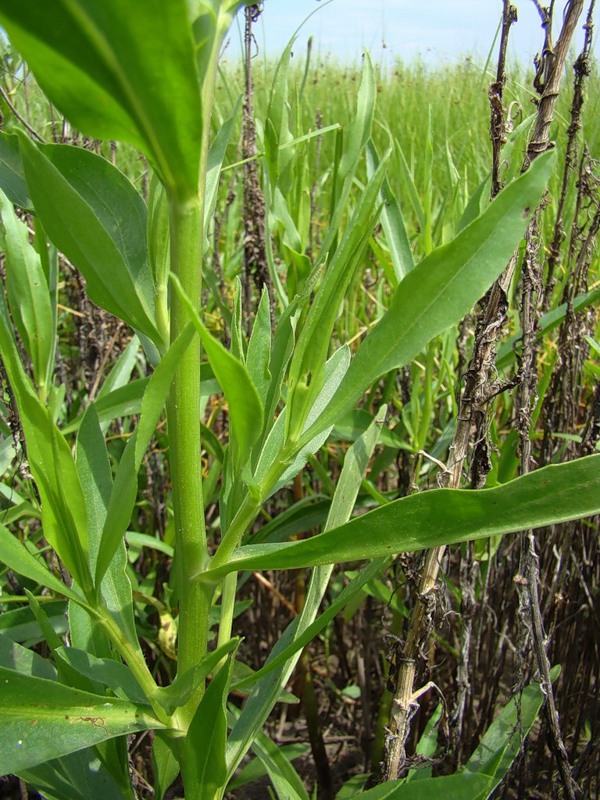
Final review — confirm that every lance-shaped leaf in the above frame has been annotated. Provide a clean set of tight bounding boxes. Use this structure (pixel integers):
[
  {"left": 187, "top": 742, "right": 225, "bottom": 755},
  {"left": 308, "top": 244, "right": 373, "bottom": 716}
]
[
  {"left": 286, "top": 152, "right": 388, "bottom": 442},
  {"left": 183, "top": 653, "right": 237, "bottom": 800},
  {"left": 367, "top": 140, "right": 414, "bottom": 285},
  {"left": 225, "top": 408, "right": 387, "bottom": 779},
  {"left": 95, "top": 325, "right": 196, "bottom": 585},
  {"left": 303, "top": 150, "right": 556, "bottom": 444},
  {"left": 19, "top": 138, "right": 159, "bottom": 342},
  {"left": 326, "top": 52, "right": 377, "bottom": 243},
  {"left": 19, "top": 749, "right": 134, "bottom": 800},
  {"left": 358, "top": 671, "right": 549, "bottom": 799},
  {"left": 199, "top": 454, "right": 600, "bottom": 581},
  {"left": 0, "top": 131, "right": 31, "bottom": 209},
  {"left": 0, "top": 667, "right": 163, "bottom": 774},
  {"left": 0, "top": 522, "right": 82, "bottom": 605},
  {"left": 0, "top": 188, "right": 54, "bottom": 394},
  {"left": 76, "top": 405, "right": 140, "bottom": 654},
  {"left": 0, "top": 0, "right": 203, "bottom": 196},
  {"left": 0, "top": 303, "right": 92, "bottom": 592},
  {"left": 357, "top": 773, "right": 491, "bottom": 799},
  {"left": 171, "top": 274, "right": 264, "bottom": 470},
  {"left": 204, "top": 98, "right": 241, "bottom": 235}
]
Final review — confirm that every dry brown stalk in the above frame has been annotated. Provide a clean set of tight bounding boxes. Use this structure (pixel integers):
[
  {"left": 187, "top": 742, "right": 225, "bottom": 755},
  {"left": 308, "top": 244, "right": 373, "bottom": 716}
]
[
  {"left": 543, "top": 0, "right": 596, "bottom": 309},
  {"left": 525, "top": 0, "right": 586, "bottom": 170},
  {"left": 513, "top": 205, "right": 582, "bottom": 800},
  {"left": 242, "top": 3, "right": 274, "bottom": 333},
  {"left": 382, "top": 0, "right": 586, "bottom": 783},
  {"left": 490, "top": 2, "right": 518, "bottom": 197}
]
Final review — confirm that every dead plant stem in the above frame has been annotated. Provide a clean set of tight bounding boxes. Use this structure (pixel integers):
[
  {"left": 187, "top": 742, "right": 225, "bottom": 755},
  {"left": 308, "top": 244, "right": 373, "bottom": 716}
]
[{"left": 382, "top": 0, "right": 586, "bottom": 780}]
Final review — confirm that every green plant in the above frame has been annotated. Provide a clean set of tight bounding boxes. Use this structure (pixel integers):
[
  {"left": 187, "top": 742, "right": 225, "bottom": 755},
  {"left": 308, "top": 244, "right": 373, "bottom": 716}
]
[{"left": 0, "top": 2, "right": 598, "bottom": 798}]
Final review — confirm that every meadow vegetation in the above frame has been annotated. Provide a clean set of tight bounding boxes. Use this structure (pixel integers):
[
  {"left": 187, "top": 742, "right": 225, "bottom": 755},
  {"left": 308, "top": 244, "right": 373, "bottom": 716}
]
[{"left": 0, "top": 2, "right": 599, "bottom": 798}]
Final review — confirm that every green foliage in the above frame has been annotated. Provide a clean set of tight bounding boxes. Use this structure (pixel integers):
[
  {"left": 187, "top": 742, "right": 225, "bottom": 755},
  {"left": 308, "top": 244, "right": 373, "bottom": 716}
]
[
  {"left": 0, "top": 0, "right": 204, "bottom": 195},
  {"left": 0, "top": 667, "right": 163, "bottom": 774},
  {"left": 0, "top": 3, "right": 598, "bottom": 798}
]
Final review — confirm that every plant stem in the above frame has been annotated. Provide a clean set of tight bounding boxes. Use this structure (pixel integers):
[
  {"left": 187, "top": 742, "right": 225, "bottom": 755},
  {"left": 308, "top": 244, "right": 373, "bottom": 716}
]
[
  {"left": 167, "top": 195, "right": 212, "bottom": 726},
  {"left": 94, "top": 606, "right": 169, "bottom": 725},
  {"left": 216, "top": 571, "right": 238, "bottom": 658},
  {"left": 166, "top": 28, "right": 224, "bottom": 727},
  {"left": 211, "top": 452, "right": 294, "bottom": 570},
  {"left": 211, "top": 491, "right": 261, "bottom": 569}
]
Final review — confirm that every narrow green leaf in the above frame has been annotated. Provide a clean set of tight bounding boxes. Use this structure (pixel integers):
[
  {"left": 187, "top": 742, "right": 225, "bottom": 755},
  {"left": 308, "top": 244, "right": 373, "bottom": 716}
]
[
  {"left": 465, "top": 670, "right": 553, "bottom": 789},
  {"left": 304, "top": 150, "right": 556, "bottom": 442},
  {"left": 0, "top": 188, "right": 54, "bottom": 394},
  {"left": 19, "top": 749, "right": 134, "bottom": 800},
  {"left": 54, "top": 647, "right": 147, "bottom": 705},
  {"left": 62, "top": 379, "right": 148, "bottom": 435},
  {"left": 228, "top": 744, "right": 308, "bottom": 792},
  {"left": 19, "top": 138, "right": 159, "bottom": 342},
  {"left": 0, "top": 297, "right": 90, "bottom": 589},
  {"left": 76, "top": 404, "right": 139, "bottom": 653},
  {"left": 251, "top": 345, "right": 350, "bottom": 499},
  {"left": 202, "top": 455, "right": 600, "bottom": 580},
  {"left": 226, "top": 409, "right": 387, "bottom": 778},
  {"left": 248, "top": 727, "right": 309, "bottom": 800},
  {"left": 0, "top": 601, "right": 67, "bottom": 646},
  {"left": 0, "top": 522, "right": 82, "bottom": 604},
  {"left": 98, "top": 336, "right": 141, "bottom": 400},
  {"left": 171, "top": 274, "right": 264, "bottom": 470},
  {"left": 95, "top": 324, "right": 195, "bottom": 585},
  {"left": 0, "top": 667, "right": 163, "bottom": 774},
  {"left": 333, "top": 52, "right": 377, "bottom": 209},
  {"left": 367, "top": 141, "right": 414, "bottom": 284},
  {"left": 77, "top": 405, "right": 113, "bottom": 553},
  {"left": 357, "top": 773, "right": 491, "bottom": 800},
  {"left": 264, "top": 37, "right": 296, "bottom": 185},
  {"left": 497, "top": 286, "right": 600, "bottom": 370},
  {"left": 359, "top": 671, "right": 550, "bottom": 799},
  {"left": 395, "top": 138, "right": 425, "bottom": 231},
  {"left": 332, "top": 409, "right": 412, "bottom": 450},
  {"left": 155, "top": 638, "right": 240, "bottom": 716},
  {"left": 183, "top": 655, "right": 236, "bottom": 800},
  {"left": 246, "top": 289, "right": 272, "bottom": 405},
  {"left": 152, "top": 732, "right": 181, "bottom": 800},
  {"left": 0, "top": 131, "right": 31, "bottom": 209},
  {"left": 0, "top": 0, "right": 203, "bottom": 195},
  {"left": 258, "top": 297, "right": 299, "bottom": 458},
  {"left": 204, "top": 98, "right": 241, "bottom": 234},
  {"left": 0, "top": 630, "right": 57, "bottom": 681},
  {"left": 26, "top": 590, "right": 65, "bottom": 655},
  {"left": 147, "top": 175, "right": 171, "bottom": 294},
  {"left": 232, "top": 554, "right": 386, "bottom": 691},
  {"left": 273, "top": 346, "right": 351, "bottom": 494},
  {"left": 457, "top": 171, "right": 491, "bottom": 233},
  {"left": 286, "top": 153, "right": 388, "bottom": 440}
]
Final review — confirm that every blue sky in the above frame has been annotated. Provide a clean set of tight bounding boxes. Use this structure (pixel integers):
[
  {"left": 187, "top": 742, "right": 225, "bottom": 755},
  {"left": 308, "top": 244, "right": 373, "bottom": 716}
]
[{"left": 224, "top": 1, "right": 596, "bottom": 67}]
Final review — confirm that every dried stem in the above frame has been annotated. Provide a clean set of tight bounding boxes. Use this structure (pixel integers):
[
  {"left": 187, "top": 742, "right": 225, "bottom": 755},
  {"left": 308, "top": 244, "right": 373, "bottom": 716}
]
[
  {"left": 490, "top": 2, "right": 518, "bottom": 197},
  {"left": 543, "top": 0, "right": 596, "bottom": 309},
  {"left": 513, "top": 207, "right": 581, "bottom": 800},
  {"left": 524, "top": 0, "right": 586, "bottom": 169},
  {"left": 242, "top": 4, "right": 273, "bottom": 332},
  {"left": 382, "top": 0, "right": 586, "bottom": 780}
]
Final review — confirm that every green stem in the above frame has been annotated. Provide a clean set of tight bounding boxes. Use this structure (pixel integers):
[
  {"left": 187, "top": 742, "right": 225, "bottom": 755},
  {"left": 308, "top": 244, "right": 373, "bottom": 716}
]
[
  {"left": 93, "top": 607, "right": 169, "bottom": 726},
  {"left": 166, "top": 30, "right": 223, "bottom": 729},
  {"left": 167, "top": 195, "right": 211, "bottom": 727},
  {"left": 210, "top": 447, "right": 296, "bottom": 571},
  {"left": 217, "top": 571, "right": 238, "bottom": 659},
  {"left": 211, "top": 492, "right": 260, "bottom": 570}
]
